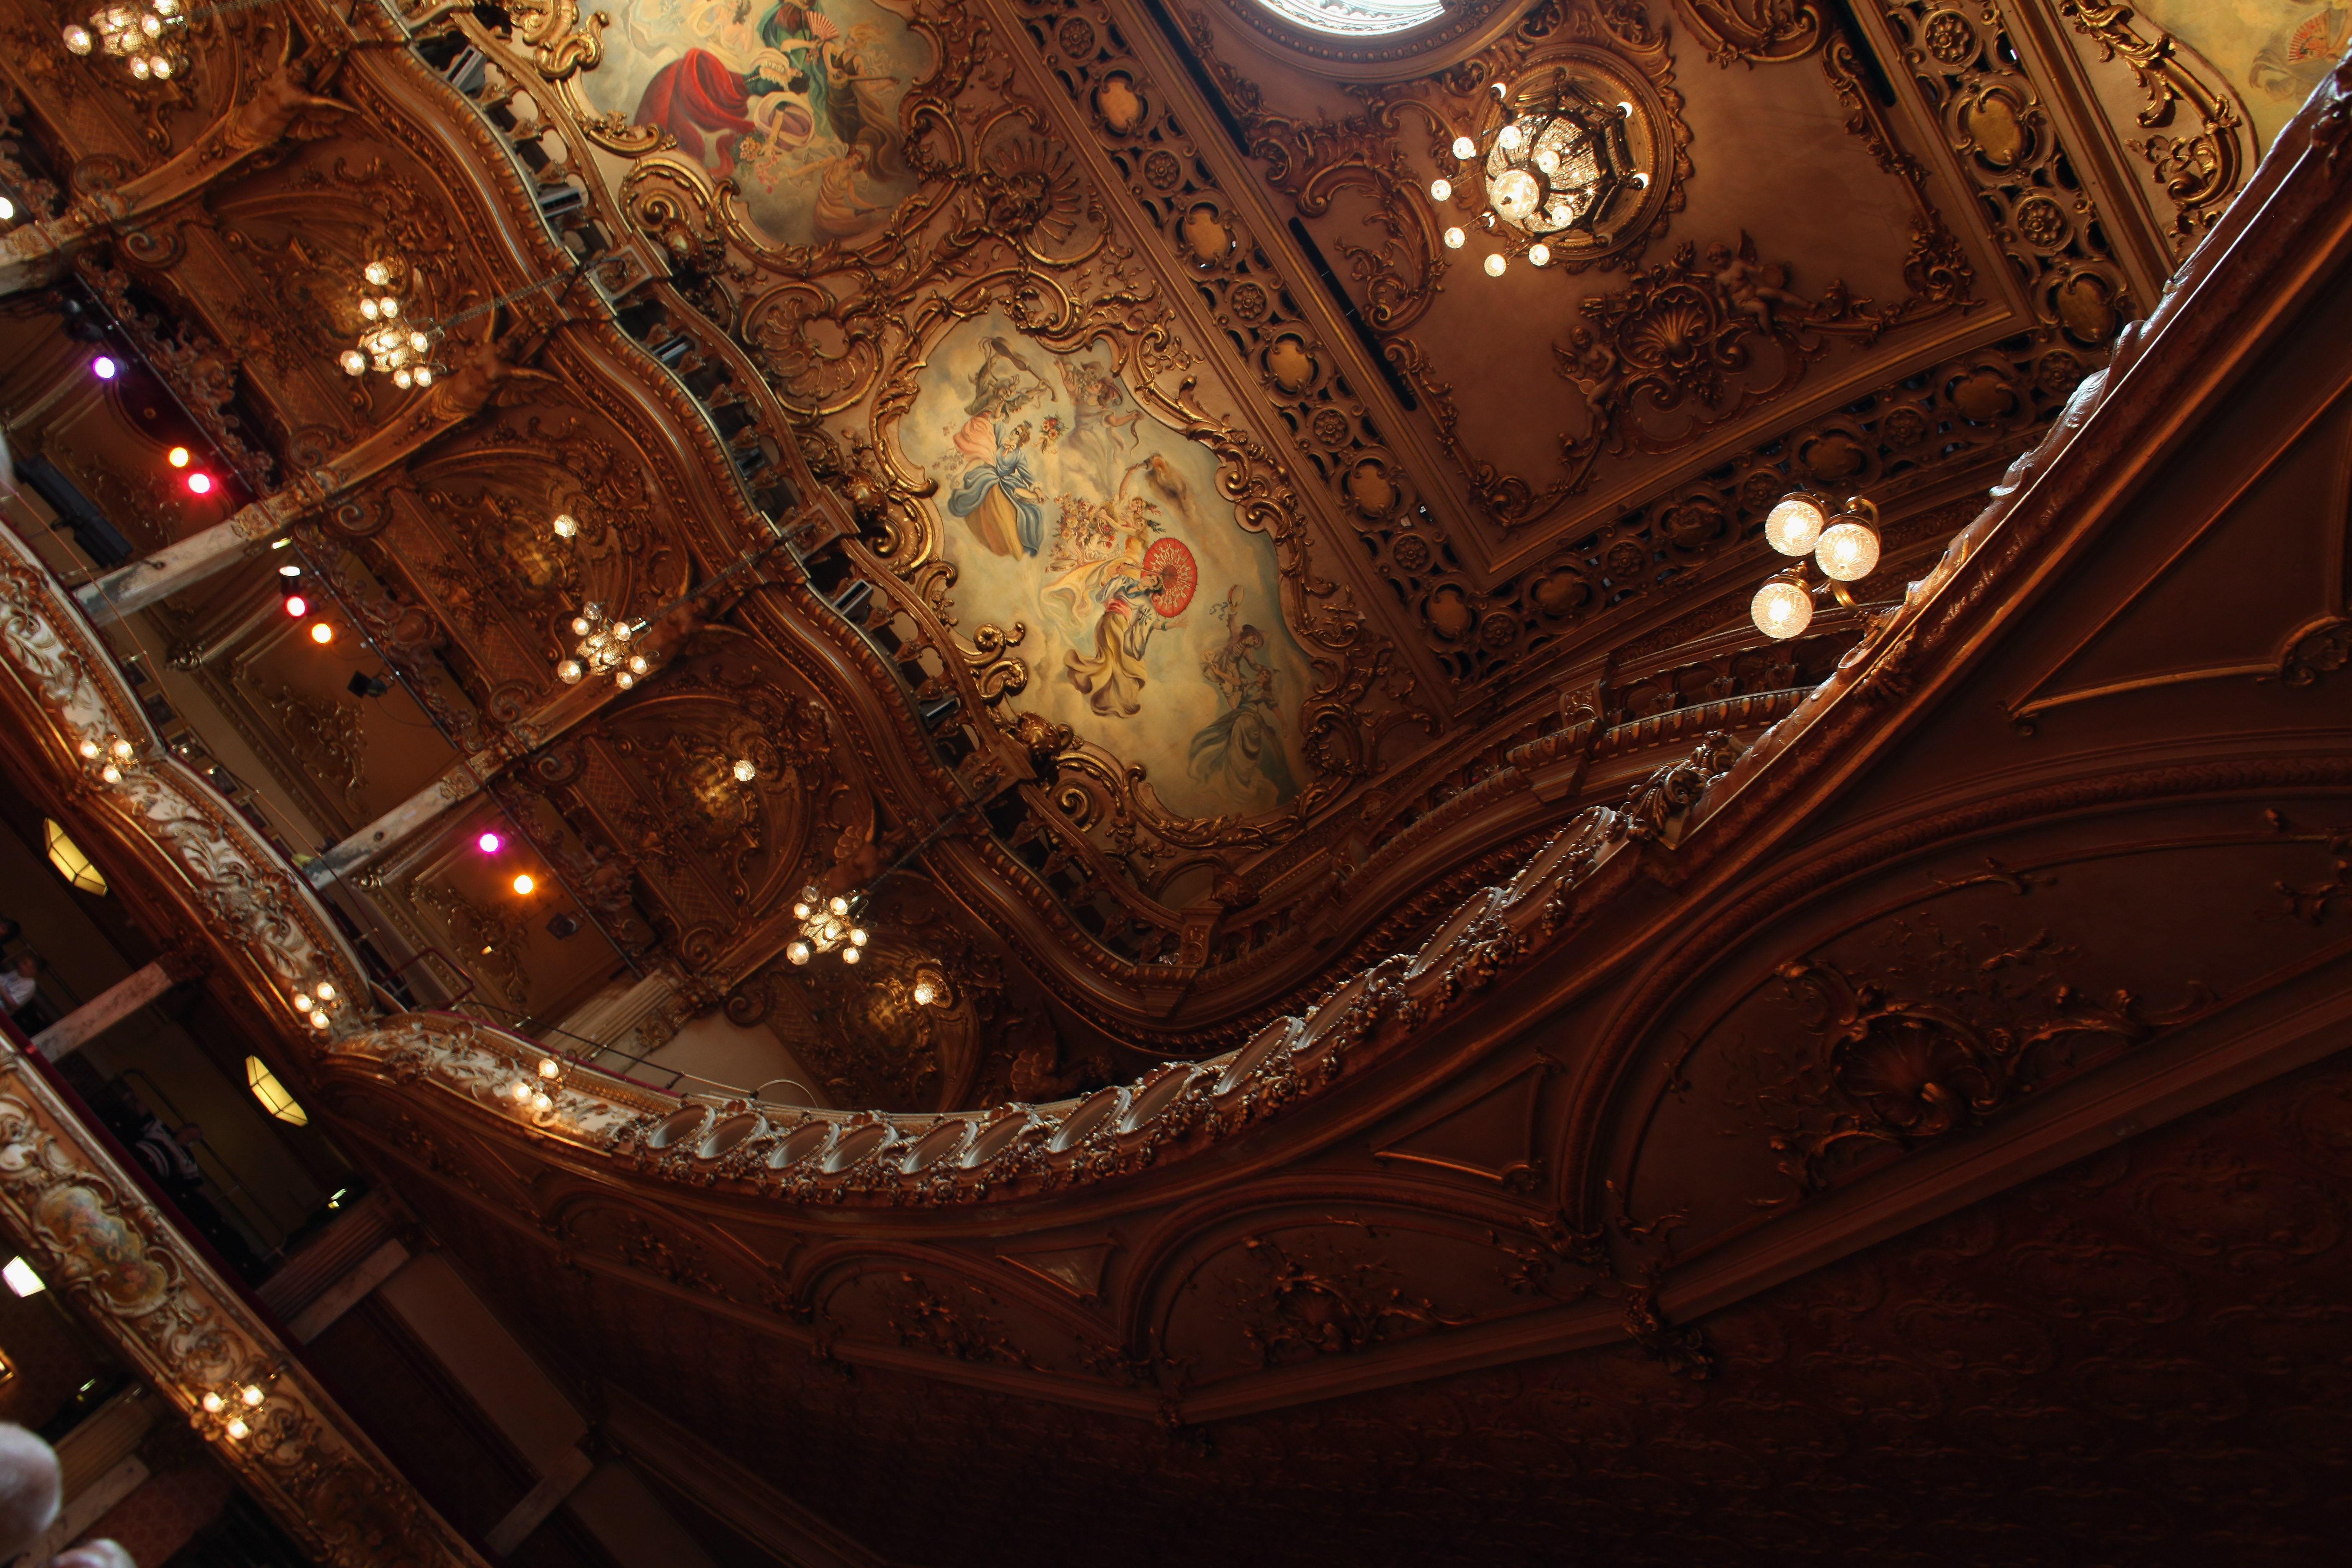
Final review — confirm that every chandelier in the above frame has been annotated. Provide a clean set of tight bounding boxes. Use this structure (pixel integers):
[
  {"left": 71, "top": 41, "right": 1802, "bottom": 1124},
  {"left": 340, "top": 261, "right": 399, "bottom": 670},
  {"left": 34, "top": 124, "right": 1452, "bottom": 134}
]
[
  {"left": 555, "top": 602, "right": 652, "bottom": 689},
  {"left": 1750, "top": 491, "right": 1884, "bottom": 640},
  {"left": 787, "top": 886, "right": 868, "bottom": 967},
  {"left": 336, "top": 260, "right": 440, "bottom": 389},
  {"left": 1427, "top": 66, "right": 1650, "bottom": 279},
  {"left": 60, "top": 0, "right": 186, "bottom": 80}
]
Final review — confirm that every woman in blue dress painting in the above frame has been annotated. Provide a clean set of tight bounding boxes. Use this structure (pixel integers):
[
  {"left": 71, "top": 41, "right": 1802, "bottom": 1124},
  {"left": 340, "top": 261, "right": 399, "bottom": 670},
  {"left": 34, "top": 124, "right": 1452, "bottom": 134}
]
[{"left": 946, "top": 421, "right": 1046, "bottom": 558}]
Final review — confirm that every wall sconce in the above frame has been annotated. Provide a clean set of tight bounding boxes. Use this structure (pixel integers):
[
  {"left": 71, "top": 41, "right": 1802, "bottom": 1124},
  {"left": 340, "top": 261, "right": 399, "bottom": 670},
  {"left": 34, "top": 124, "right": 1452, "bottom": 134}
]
[{"left": 1751, "top": 491, "right": 1884, "bottom": 640}]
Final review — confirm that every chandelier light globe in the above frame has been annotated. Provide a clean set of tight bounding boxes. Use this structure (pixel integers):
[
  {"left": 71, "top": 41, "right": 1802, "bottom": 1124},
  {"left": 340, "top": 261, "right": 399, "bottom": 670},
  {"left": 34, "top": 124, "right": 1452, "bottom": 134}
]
[
  {"left": 841, "top": 946, "right": 862, "bottom": 964},
  {"left": 1452, "top": 135, "right": 1476, "bottom": 160},
  {"left": 787, "top": 940, "right": 812, "bottom": 965},
  {"left": 552, "top": 513, "right": 579, "bottom": 540},
  {"left": 538, "top": 1057, "right": 562, "bottom": 1081},
  {"left": 829, "top": 895, "right": 850, "bottom": 917},
  {"left": 732, "top": 758, "right": 756, "bottom": 782},
  {"left": 626, "top": 655, "right": 649, "bottom": 676},
  {"left": 1496, "top": 123, "right": 1523, "bottom": 152},
  {"left": 358, "top": 297, "right": 380, "bottom": 322},
  {"left": 392, "top": 368, "right": 413, "bottom": 389},
  {"left": 1483, "top": 253, "right": 1506, "bottom": 278},
  {"left": 363, "top": 259, "right": 394, "bottom": 287},
  {"left": 1764, "top": 493, "right": 1829, "bottom": 555},
  {"left": 1443, "top": 227, "right": 1465, "bottom": 250},
  {"left": 556, "top": 659, "right": 583, "bottom": 683},
  {"left": 1751, "top": 578, "right": 1816, "bottom": 641},
  {"left": 62, "top": 23, "right": 91, "bottom": 51},
  {"left": 1490, "top": 168, "right": 1540, "bottom": 223},
  {"left": 1815, "top": 520, "right": 1881, "bottom": 582},
  {"left": 571, "top": 613, "right": 593, "bottom": 635},
  {"left": 613, "top": 670, "right": 635, "bottom": 689},
  {"left": 1429, "top": 178, "right": 1451, "bottom": 202},
  {"left": 413, "top": 366, "right": 433, "bottom": 388},
  {"left": 339, "top": 349, "right": 366, "bottom": 376},
  {"left": 1528, "top": 243, "right": 1551, "bottom": 267},
  {"left": 912, "top": 979, "right": 938, "bottom": 1006}
]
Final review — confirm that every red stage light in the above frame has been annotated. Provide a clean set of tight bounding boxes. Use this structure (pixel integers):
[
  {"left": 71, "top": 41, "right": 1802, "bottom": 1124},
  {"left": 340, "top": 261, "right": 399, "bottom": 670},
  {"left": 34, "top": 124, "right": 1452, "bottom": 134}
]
[
  {"left": 283, "top": 594, "right": 308, "bottom": 619},
  {"left": 186, "top": 472, "right": 213, "bottom": 495}
]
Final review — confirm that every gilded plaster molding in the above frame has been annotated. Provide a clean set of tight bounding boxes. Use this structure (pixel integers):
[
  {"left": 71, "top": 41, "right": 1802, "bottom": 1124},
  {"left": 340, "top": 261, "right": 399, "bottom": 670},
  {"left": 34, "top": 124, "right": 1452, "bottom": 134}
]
[{"left": 0, "top": 1038, "right": 486, "bottom": 1568}]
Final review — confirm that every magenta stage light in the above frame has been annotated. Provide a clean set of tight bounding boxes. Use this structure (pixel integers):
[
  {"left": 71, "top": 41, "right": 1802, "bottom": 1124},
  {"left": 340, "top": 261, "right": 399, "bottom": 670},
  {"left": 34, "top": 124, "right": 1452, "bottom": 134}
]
[{"left": 477, "top": 831, "right": 503, "bottom": 854}]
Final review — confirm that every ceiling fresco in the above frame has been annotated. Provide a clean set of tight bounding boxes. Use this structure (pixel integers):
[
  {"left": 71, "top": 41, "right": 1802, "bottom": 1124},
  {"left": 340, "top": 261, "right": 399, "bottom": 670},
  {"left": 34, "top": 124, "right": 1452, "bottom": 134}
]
[
  {"left": 577, "top": 0, "right": 932, "bottom": 246},
  {"left": 906, "top": 307, "right": 1315, "bottom": 818}
]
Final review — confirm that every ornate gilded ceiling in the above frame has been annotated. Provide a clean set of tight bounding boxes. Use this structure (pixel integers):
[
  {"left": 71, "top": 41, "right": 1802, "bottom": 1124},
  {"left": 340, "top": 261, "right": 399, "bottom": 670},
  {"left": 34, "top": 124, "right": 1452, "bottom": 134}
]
[
  {"left": 3, "top": 5, "right": 2350, "bottom": 1558},
  {"left": 0, "top": 0, "right": 2259, "bottom": 1094}
]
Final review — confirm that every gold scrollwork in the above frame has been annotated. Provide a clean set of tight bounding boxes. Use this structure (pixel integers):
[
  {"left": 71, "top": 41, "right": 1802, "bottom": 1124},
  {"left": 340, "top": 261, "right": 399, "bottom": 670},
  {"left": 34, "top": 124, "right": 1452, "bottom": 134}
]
[{"left": 2055, "top": 0, "right": 2252, "bottom": 255}]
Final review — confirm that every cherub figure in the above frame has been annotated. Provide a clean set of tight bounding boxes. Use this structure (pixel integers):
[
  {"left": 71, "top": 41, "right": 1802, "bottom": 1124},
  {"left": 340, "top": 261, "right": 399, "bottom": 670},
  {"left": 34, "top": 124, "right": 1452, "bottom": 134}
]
[{"left": 1705, "top": 235, "right": 1810, "bottom": 335}]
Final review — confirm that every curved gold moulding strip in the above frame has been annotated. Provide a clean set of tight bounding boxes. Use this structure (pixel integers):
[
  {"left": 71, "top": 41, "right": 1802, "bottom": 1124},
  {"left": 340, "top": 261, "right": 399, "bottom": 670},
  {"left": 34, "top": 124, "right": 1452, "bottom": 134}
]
[{"left": 0, "top": 1038, "right": 486, "bottom": 1568}]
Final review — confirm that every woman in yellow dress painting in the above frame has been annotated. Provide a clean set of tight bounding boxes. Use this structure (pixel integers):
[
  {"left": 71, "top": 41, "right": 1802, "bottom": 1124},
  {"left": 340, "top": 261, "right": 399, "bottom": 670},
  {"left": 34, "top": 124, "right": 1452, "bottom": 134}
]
[{"left": 1046, "top": 498, "right": 1181, "bottom": 718}]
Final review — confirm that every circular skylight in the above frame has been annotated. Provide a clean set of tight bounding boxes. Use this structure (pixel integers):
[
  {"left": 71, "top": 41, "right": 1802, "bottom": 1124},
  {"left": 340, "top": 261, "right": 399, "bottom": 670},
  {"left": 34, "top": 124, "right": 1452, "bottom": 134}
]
[{"left": 1250, "top": 0, "right": 1447, "bottom": 36}]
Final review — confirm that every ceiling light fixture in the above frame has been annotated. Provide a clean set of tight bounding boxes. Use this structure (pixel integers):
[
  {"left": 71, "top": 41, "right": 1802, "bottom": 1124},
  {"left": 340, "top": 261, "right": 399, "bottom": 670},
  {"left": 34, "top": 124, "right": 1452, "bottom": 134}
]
[
  {"left": 340, "top": 258, "right": 441, "bottom": 390},
  {"left": 1751, "top": 491, "right": 1884, "bottom": 640},
  {"left": 1425, "top": 66, "right": 1652, "bottom": 280},
  {"left": 783, "top": 781, "right": 999, "bottom": 970},
  {"left": 558, "top": 601, "right": 652, "bottom": 691},
  {"left": 60, "top": 0, "right": 186, "bottom": 81}
]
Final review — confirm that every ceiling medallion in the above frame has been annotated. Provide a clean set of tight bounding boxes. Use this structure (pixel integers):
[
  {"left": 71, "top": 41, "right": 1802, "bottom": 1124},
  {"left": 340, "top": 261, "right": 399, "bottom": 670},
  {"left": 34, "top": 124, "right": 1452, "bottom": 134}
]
[
  {"left": 1429, "top": 55, "right": 1668, "bottom": 276},
  {"left": 1216, "top": 0, "right": 1527, "bottom": 81}
]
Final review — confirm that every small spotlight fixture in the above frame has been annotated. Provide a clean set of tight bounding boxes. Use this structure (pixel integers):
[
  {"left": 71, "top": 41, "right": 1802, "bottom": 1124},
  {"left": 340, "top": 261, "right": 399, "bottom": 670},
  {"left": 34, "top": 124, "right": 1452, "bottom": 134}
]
[
  {"left": 511, "top": 872, "right": 536, "bottom": 895},
  {"left": 186, "top": 472, "right": 213, "bottom": 495},
  {"left": 278, "top": 563, "right": 302, "bottom": 578},
  {"left": 346, "top": 671, "right": 392, "bottom": 699},
  {"left": 167, "top": 446, "right": 190, "bottom": 467}
]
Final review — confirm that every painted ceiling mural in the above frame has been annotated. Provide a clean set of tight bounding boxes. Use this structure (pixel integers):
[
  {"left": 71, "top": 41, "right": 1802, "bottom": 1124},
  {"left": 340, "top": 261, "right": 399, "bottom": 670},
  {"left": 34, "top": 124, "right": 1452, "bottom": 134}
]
[
  {"left": 578, "top": 0, "right": 931, "bottom": 246},
  {"left": 903, "top": 310, "right": 1314, "bottom": 818}
]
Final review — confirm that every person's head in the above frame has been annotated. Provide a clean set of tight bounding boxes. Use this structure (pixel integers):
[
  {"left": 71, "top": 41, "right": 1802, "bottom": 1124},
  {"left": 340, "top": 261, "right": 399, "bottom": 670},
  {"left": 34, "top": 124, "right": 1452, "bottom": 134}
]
[
  {"left": 0, "top": 1422, "right": 62, "bottom": 1560},
  {"left": 173, "top": 1123, "right": 203, "bottom": 1148}
]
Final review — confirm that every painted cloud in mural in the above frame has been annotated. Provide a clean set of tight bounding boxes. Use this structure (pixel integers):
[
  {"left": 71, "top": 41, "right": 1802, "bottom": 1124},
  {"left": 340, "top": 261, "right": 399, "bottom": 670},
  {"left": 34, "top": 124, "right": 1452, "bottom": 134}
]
[
  {"left": 901, "top": 314, "right": 1312, "bottom": 820},
  {"left": 579, "top": 0, "right": 928, "bottom": 247}
]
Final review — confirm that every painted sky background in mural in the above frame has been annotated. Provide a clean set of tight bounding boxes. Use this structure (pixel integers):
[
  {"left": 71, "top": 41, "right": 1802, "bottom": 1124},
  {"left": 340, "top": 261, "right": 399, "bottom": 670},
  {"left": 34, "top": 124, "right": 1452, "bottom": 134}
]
[
  {"left": 2133, "top": 0, "right": 2349, "bottom": 149},
  {"left": 902, "top": 314, "right": 1314, "bottom": 821},
  {"left": 581, "top": 0, "right": 928, "bottom": 247}
]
